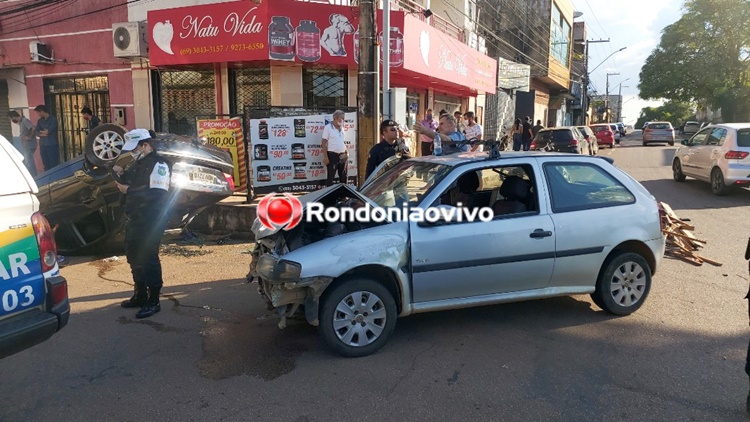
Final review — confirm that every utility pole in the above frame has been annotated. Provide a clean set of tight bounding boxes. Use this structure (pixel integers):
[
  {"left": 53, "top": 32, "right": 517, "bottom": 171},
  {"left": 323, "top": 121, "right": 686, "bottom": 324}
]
[
  {"left": 617, "top": 84, "right": 629, "bottom": 122},
  {"left": 581, "top": 38, "right": 609, "bottom": 125},
  {"left": 605, "top": 72, "right": 619, "bottom": 123},
  {"left": 357, "top": 0, "right": 379, "bottom": 187}
]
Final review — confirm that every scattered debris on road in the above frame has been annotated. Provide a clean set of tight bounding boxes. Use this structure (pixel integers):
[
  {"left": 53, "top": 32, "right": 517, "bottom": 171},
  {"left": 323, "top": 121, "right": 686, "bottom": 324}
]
[{"left": 659, "top": 202, "right": 722, "bottom": 267}]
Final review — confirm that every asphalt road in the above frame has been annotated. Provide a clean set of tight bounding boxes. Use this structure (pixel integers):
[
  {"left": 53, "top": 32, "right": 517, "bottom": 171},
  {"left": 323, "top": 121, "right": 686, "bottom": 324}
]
[{"left": 3, "top": 133, "right": 750, "bottom": 421}]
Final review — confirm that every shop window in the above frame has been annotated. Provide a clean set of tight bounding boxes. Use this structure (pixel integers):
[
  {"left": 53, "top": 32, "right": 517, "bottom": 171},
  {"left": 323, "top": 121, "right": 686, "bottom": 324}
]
[
  {"left": 302, "top": 66, "right": 347, "bottom": 109},
  {"left": 230, "top": 68, "right": 271, "bottom": 114},
  {"left": 154, "top": 70, "right": 216, "bottom": 136}
]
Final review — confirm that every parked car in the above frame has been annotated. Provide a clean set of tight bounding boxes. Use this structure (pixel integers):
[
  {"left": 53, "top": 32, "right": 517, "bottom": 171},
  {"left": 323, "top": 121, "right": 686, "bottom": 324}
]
[
  {"left": 682, "top": 121, "right": 701, "bottom": 135},
  {"left": 576, "top": 126, "right": 599, "bottom": 155},
  {"left": 34, "top": 125, "right": 235, "bottom": 255},
  {"left": 609, "top": 124, "right": 621, "bottom": 143},
  {"left": 590, "top": 124, "right": 616, "bottom": 149},
  {"left": 617, "top": 122, "right": 626, "bottom": 137},
  {"left": 248, "top": 149, "right": 666, "bottom": 357},
  {"left": 0, "top": 135, "right": 69, "bottom": 359},
  {"left": 672, "top": 123, "right": 750, "bottom": 195},
  {"left": 642, "top": 121, "right": 676, "bottom": 146},
  {"left": 530, "top": 127, "right": 589, "bottom": 154},
  {"left": 643, "top": 122, "right": 651, "bottom": 130}
]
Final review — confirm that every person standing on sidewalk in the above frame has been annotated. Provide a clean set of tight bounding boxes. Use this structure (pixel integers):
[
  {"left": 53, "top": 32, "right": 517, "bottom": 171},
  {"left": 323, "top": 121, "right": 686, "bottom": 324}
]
[
  {"left": 463, "top": 111, "right": 483, "bottom": 152},
  {"left": 7, "top": 110, "right": 37, "bottom": 176},
  {"left": 113, "top": 129, "right": 171, "bottom": 319},
  {"left": 532, "top": 120, "right": 545, "bottom": 138},
  {"left": 419, "top": 109, "right": 438, "bottom": 157},
  {"left": 34, "top": 104, "right": 60, "bottom": 170},
  {"left": 322, "top": 110, "right": 348, "bottom": 186},
  {"left": 414, "top": 113, "right": 466, "bottom": 154},
  {"left": 80, "top": 106, "right": 101, "bottom": 134},
  {"left": 521, "top": 116, "right": 534, "bottom": 151}
]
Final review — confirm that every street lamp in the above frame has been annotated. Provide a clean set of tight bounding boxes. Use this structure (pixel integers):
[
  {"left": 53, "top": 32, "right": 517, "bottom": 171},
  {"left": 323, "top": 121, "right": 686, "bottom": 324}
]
[
  {"left": 616, "top": 79, "right": 630, "bottom": 122},
  {"left": 589, "top": 46, "right": 627, "bottom": 74}
]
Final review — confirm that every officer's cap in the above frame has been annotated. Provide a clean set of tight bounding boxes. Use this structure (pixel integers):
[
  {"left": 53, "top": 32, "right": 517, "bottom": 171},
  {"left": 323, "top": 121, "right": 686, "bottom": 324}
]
[
  {"left": 380, "top": 120, "right": 399, "bottom": 133},
  {"left": 123, "top": 128, "right": 152, "bottom": 151}
]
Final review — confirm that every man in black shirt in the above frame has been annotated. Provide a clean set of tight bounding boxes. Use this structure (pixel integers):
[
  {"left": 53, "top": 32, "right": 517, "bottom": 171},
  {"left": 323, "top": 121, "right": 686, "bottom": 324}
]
[
  {"left": 365, "top": 119, "right": 400, "bottom": 179},
  {"left": 521, "top": 116, "right": 534, "bottom": 151},
  {"left": 113, "top": 129, "right": 172, "bottom": 319},
  {"left": 80, "top": 106, "right": 101, "bottom": 133}
]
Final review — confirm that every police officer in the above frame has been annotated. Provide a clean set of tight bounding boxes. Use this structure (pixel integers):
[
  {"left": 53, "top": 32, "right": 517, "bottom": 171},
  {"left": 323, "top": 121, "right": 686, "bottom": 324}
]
[
  {"left": 113, "top": 129, "right": 171, "bottom": 319},
  {"left": 365, "top": 120, "right": 400, "bottom": 179}
]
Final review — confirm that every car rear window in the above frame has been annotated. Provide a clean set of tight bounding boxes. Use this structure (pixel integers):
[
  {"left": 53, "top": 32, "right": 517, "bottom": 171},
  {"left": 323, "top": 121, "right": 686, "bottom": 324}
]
[
  {"left": 649, "top": 123, "right": 670, "bottom": 129},
  {"left": 537, "top": 130, "right": 574, "bottom": 142},
  {"left": 738, "top": 129, "right": 750, "bottom": 147},
  {"left": 591, "top": 126, "right": 610, "bottom": 133}
]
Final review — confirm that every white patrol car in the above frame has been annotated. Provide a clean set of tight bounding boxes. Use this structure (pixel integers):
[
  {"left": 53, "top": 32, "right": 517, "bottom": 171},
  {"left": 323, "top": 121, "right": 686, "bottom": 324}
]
[{"left": 0, "top": 134, "right": 69, "bottom": 359}]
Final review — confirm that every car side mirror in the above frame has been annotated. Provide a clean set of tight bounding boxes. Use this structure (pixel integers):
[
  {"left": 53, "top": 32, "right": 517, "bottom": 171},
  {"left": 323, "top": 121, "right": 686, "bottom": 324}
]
[{"left": 681, "top": 140, "right": 689, "bottom": 146}]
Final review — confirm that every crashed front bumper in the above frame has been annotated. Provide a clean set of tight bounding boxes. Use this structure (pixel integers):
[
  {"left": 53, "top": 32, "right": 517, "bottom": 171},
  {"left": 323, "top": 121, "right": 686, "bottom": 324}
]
[{"left": 249, "top": 253, "right": 333, "bottom": 328}]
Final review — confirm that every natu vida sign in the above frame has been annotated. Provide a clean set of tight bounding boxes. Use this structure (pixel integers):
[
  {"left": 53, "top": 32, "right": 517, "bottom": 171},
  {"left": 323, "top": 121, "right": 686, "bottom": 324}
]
[{"left": 148, "top": 2, "right": 269, "bottom": 65}]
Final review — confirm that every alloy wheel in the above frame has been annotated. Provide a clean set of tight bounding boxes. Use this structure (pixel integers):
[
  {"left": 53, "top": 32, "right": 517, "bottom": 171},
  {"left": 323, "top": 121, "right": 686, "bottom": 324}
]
[{"left": 92, "top": 130, "right": 124, "bottom": 161}]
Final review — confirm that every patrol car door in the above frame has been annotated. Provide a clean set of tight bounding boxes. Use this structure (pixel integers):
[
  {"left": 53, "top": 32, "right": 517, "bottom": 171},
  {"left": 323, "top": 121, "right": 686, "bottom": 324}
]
[{"left": 409, "top": 163, "right": 556, "bottom": 304}]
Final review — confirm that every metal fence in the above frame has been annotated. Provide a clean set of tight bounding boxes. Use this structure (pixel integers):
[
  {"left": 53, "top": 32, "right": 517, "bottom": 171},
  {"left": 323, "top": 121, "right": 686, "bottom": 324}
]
[
  {"left": 302, "top": 65, "right": 348, "bottom": 109},
  {"left": 230, "top": 67, "right": 271, "bottom": 115}
]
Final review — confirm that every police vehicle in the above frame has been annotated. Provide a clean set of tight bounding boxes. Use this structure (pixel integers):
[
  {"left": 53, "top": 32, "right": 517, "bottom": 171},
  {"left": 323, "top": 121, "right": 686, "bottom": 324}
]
[{"left": 0, "top": 134, "right": 69, "bottom": 359}]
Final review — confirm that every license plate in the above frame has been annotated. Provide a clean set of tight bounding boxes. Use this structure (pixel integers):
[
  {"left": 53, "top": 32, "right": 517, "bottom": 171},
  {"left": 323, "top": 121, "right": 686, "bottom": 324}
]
[{"left": 189, "top": 172, "right": 218, "bottom": 184}]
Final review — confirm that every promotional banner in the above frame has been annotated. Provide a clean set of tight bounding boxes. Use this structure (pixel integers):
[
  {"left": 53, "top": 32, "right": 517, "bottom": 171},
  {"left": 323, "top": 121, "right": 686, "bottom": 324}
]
[
  {"left": 196, "top": 116, "right": 247, "bottom": 191},
  {"left": 249, "top": 112, "right": 357, "bottom": 193}
]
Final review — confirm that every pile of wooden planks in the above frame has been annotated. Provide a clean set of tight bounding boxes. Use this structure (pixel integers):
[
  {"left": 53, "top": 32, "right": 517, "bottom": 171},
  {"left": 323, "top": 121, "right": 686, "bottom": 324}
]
[{"left": 659, "top": 202, "right": 722, "bottom": 266}]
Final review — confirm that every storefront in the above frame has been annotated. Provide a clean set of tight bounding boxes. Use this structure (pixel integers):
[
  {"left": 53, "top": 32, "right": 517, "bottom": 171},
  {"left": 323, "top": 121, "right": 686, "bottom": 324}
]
[{"left": 145, "top": 0, "right": 497, "bottom": 191}]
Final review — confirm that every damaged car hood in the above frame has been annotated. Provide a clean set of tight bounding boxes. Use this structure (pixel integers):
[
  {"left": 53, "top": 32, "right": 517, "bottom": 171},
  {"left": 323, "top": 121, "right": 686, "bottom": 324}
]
[{"left": 252, "top": 183, "right": 381, "bottom": 239}]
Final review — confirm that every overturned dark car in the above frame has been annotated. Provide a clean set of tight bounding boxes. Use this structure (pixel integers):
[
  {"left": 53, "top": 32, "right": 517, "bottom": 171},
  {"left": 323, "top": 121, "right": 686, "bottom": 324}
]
[{"left": 34, "top": 124, "right": 235, "bottom": 254}]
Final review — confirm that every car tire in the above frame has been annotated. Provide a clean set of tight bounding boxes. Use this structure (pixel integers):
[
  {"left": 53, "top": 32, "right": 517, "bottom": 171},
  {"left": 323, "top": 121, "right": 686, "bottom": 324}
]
[
  {"left": 319, "top": 278, "right": 397, "bottom": 357},
  {"left": 593, "top": 252, "right": 651, "bottom": 316},
  {"left": 672, "top": 159, "right": 686, "bottom": 182},
  {"left": 668, "top": 142, "right": 674, "bottom": 146},
  {"left": 85, "top": 124, "right": 127, "bottom": 167},
  {"left": 711, "top": 168, "right": 728, "bottom": 195},
  {"left": 642, "top": 142, "right": 647, "bottom": 146}
]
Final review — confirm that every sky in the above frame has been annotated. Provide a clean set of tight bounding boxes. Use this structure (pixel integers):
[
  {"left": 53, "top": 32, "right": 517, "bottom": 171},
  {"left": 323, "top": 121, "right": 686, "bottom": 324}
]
[{"left": 569, "top": 0, "right": 685, "bottom": 125}]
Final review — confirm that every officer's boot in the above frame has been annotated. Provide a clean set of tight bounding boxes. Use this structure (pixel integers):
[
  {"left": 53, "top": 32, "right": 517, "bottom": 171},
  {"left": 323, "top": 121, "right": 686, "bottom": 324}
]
[
  {"left": 136, "top": 286, "right": 161, "bottom": 319},
  {"left": 121, "top": 280, "right": 147, "bottom": 308}
]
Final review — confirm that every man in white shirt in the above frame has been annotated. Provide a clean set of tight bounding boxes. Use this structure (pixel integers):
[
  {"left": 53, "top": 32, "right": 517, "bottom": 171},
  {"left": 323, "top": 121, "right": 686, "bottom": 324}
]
[
  {"left": 463, "top": 111, "right": 483, "bottom": 152},
  {"left": 322, "top": 109, "right": 348, "bottom": 186}
]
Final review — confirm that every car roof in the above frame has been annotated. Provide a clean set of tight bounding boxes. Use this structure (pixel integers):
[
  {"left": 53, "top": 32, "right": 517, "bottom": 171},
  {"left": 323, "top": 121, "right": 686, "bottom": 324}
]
[
  {"left": 407, "top": 150, "right": 613, "bottom": 166},
  {"left": 648, "top": 121, "right": 672, "bottom": 124},
  {"left": 708, "top": 123, "right": 750, "bottom": 130}
]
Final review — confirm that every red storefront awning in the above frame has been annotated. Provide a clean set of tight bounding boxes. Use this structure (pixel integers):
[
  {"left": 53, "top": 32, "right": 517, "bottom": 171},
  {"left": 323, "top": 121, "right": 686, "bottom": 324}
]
[{"left": 147, "top": 0, "right": 496, "bottom": 95}]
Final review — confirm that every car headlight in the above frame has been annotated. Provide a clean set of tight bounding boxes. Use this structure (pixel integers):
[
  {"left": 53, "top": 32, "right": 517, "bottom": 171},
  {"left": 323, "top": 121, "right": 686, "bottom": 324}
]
[{"left": 256, "top": 255, "right": 302, "bottom": 284}]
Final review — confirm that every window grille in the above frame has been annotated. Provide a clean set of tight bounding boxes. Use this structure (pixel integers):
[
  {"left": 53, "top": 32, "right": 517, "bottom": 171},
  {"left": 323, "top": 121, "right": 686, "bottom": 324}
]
[
  {"left": 230, "top": 68, "right": 271, "bottom": 114},
  {"left": 156, "top": 70, "right": 216, "bottom": 136},
  {"left": 303, "top": 65, "right": 348, "bottom": 109}
]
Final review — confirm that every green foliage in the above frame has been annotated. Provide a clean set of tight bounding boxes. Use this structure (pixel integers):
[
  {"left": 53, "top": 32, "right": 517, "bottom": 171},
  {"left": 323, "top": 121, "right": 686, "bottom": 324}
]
[
  {"left": 638, "top": 0, "right": 750, "bottom": 122},
  {"left": 634, "top": 100, "right": 695, "bottom": 128}
]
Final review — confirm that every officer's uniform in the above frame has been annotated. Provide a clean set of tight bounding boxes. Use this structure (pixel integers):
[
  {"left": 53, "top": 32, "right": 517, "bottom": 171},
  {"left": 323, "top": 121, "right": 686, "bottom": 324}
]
[
  {"left": 365, "top": 140, "right": 397, "bottom": 179},
  {"left": 119, "top": 130, "right": 171, "bottom": 318}
]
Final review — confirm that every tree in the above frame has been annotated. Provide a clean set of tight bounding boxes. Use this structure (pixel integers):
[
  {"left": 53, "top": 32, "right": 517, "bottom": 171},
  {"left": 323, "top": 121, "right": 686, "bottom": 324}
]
[
  {"left": 634, "top": 100, "right": 694, "bottom": 128},
  {"left": 638, "top": 0, "right": 750, "bottom": 122}
]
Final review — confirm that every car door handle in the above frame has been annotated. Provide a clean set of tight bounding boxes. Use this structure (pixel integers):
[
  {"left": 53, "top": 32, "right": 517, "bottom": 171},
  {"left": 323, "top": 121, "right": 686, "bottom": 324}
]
[{"left": 529, "top": 229, "right": 552, "bottom": 238}]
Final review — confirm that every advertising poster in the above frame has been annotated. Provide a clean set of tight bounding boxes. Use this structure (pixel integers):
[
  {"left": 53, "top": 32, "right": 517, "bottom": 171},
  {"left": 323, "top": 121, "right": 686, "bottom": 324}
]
[
  {"left": 196, "top": 116, "right": 247, "bottom": 191},
  {"left": 249, "top": 112, "right": 357, "bottom": 193}
]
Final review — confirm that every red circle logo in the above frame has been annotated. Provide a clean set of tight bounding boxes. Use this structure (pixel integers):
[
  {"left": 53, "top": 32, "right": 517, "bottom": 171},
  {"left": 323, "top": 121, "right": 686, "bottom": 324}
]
[{"left": 257, "top": 193, "right": 303, "bottom": 230}]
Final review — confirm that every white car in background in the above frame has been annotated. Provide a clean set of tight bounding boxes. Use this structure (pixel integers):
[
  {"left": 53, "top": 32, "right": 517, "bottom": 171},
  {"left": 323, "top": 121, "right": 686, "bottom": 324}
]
[{"left": 672, "top": 123, "right": 750, "bottom": 195}]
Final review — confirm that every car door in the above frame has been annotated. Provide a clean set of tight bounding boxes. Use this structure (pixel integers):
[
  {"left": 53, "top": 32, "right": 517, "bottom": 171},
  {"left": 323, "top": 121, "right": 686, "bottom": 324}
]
[
  {"left": 678, "top": 128, "right": 710, "bottom": 177},
  {"left": 409, "top": 162, "right": 556, "bottom": 304},
  {"left": 690, "top": 128, "right": 724, "bottom": 178}
]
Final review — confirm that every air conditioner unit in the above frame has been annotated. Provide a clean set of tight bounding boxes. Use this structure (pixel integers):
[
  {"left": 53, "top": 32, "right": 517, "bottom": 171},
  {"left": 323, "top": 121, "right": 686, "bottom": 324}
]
[
  {"left": 112, "top": 21, "right": 148, "bottom": 58},
  {"left": 29, "top": 41, "right": 54, "bottom": 64}
]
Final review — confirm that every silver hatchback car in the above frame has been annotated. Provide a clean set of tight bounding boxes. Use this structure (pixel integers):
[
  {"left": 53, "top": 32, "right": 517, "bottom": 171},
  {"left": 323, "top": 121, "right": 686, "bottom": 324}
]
[
  {"left": 672, "top": 123, "right": 750, "bottom": 194},
  {"left": 248, "top": 152, "right": 665, "bottom": 357}
]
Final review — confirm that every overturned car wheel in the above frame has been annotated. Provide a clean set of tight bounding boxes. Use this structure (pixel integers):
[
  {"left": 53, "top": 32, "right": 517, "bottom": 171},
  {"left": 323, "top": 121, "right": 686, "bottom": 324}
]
[
  {"left": 319, "top": 278, "right": 397, "bottom": 357},
  {"left": 85, "top": 124, "right": 127, "bottom": 166}
]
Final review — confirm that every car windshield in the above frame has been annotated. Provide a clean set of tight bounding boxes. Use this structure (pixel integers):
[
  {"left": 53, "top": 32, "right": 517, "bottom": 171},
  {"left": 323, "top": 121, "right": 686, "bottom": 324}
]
[
  {"left": 738, "top": 129, "right": 750, "bottom": 147},
  {"left": 649, "top": 123, "right": 670, "bottom": 130},
  {"left": 359, "top": 160, "right": 453, "bottom": 208},
  {"left": 536, "top": 130, "right": 574, "bottom": 142}
]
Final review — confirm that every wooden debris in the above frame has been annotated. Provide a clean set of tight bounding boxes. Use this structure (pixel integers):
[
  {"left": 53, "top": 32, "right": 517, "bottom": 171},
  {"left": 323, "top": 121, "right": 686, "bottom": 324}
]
[{"left": 659, "top": 202, "right": 722, "bottom": 267}]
